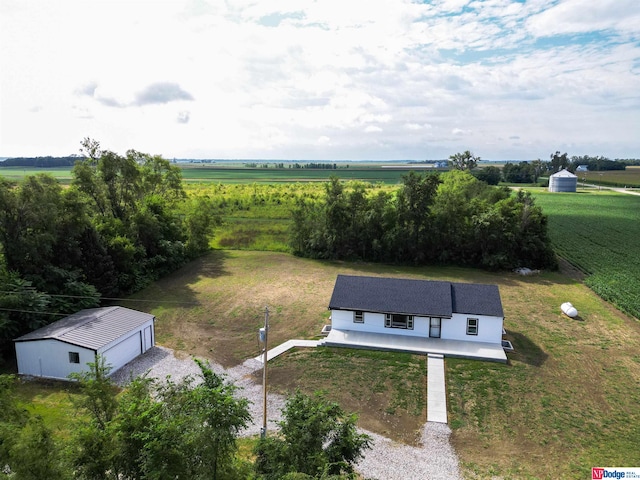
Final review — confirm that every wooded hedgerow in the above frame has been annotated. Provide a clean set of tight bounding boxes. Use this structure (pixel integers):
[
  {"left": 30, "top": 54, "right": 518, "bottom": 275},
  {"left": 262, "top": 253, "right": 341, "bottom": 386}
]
[
  {"left": 290, "top": 170, "right": 558, "bottom": 271},
  {"left": 0, "top": 139, "right": 218, "bottom": 354}
]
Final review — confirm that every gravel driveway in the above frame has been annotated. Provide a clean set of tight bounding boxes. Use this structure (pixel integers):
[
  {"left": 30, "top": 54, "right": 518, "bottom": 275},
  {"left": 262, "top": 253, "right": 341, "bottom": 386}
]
[{"left": 112, "top": 346, "right": 461, "bottom": 480}]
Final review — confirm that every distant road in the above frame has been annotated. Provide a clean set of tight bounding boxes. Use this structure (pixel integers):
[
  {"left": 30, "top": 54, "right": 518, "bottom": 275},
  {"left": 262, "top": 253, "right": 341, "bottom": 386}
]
[{"left": 580, "top": 183, "right": 640, "bottom": 196}]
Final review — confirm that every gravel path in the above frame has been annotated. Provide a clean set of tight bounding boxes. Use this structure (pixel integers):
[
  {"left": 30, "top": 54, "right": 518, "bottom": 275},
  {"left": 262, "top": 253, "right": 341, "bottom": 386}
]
[{"left": 111, "top": 346, "right": 462, "bottom": 480}]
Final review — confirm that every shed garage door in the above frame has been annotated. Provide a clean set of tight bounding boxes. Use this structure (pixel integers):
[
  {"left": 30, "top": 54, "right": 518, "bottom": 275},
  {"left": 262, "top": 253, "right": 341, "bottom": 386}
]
[{"left": 104, "top": 331, "right": 142, "bottom": 372}]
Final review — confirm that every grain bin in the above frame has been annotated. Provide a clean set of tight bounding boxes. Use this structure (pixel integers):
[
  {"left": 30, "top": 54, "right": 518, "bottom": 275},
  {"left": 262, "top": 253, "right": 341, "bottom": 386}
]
[{"left": 549, "top": 168, "right": 577, "bottom": 192}]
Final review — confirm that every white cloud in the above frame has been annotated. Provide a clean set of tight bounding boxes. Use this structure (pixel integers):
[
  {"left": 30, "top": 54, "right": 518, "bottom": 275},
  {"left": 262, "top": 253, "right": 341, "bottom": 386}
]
[
  {"left": 526, "top": 0, "right": 640, "bottom": 38},
  {"left": 1, "top": 0, "right": 639, "bottom": 159}
]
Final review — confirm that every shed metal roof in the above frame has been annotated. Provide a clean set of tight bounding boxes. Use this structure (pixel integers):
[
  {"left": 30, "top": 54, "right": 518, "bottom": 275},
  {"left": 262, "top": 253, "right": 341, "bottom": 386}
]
[
  {"left": 14, "top": 306, "right": 155, "bottom": 350},
  {"left": 328, "top": 275, "right": 503, "bottom": 318}
]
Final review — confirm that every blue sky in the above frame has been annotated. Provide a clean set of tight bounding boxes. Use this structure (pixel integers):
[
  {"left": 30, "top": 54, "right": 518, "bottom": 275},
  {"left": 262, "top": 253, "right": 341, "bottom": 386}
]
[{"left": 1, "top": 0, "right": 639, "bottom": 160}]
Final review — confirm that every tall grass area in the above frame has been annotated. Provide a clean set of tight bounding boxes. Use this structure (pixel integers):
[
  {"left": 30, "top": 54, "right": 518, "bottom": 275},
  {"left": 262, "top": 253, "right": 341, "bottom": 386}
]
[
  {"left": 187, "top": 182, "right": 392, "bottom": 252},
  {"left": 531, "top": 190, "right": 640, "bottom": 319}
]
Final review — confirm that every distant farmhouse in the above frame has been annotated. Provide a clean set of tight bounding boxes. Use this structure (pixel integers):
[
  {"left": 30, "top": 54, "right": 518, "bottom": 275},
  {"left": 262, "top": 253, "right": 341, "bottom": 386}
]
[
  {"left": 324, "top": 275, "right": 507, "bottom": 362},
  {"left": 14, "top": 306, "right": 155, "bottom": 380}
]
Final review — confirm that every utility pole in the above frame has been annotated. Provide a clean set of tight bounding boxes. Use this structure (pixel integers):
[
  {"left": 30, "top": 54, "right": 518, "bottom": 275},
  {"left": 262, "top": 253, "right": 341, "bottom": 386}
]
[{"left": 260, "top": 306, "right": 269, "bottom": 439}]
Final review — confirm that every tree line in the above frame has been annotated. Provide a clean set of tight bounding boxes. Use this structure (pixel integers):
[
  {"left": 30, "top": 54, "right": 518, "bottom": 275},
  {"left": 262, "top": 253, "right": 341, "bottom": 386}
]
[
  {"left": 0, "top": 359, "right": 371, "bottom": 479},
  {"left": 0, "top": 139, "right": 218, "bottom": 357},
  {"left": 474, "top": 154, "right": 638, "bottom": 186},
  {"left": 290, "top": 170, "right": 557, "bottom": 270},
  {"left": 0, "top": 156, "right": 80, "bottom": 168}
]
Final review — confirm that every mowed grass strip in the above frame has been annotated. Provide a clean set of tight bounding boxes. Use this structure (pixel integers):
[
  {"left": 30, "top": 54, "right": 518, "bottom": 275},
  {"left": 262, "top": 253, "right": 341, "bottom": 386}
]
[{"left": 124, "top": 251, "right": 640, "bottom": 478}]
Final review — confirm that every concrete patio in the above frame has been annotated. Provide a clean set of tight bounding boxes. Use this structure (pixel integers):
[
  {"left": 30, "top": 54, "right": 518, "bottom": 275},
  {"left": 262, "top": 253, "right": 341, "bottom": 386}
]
[{"left": 322, "top": 328, "right": 507, "bottom": 363}]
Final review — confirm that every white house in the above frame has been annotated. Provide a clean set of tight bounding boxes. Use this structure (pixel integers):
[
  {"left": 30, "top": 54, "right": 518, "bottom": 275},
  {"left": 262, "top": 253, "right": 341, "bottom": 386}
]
[
  {"left": 325, "top": 275, "right": 506, "bottom": 362},
  {"left": 14, "top": 306, "right": 155, "bottom": 380}
]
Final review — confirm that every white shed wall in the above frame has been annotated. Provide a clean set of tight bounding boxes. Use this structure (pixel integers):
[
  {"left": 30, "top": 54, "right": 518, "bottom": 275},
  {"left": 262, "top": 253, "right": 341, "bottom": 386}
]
[
  {"left": 98, "top": 319, "right": 154, "bottom": 373},
  {"left": 15, "top": 340, "right": 95, "bottom": 380},
  {"left": 16, "top": 319, "right": 155, "bottom": 380}
]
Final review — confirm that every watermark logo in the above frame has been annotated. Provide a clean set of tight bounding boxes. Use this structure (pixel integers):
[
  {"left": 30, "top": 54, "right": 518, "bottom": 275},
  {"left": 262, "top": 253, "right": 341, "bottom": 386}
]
[{"left": 593, "top": 468, "right": 640, "bottom": 479}]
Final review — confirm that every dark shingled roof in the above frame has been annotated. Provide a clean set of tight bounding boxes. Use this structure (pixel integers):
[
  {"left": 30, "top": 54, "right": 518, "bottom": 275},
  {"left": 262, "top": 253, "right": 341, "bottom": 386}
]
[
  {"left": 328, "top": 275, "right": 503, "bottom": 318},
  {"left": 14, "top": 306, "right": 154, "bottom": 350}
]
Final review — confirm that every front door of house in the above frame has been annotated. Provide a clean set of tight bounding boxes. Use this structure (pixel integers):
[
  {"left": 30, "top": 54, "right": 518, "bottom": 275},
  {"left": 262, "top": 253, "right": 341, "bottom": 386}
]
[{"left": 429, "top": 317, "right": 441, "bottom": 338}]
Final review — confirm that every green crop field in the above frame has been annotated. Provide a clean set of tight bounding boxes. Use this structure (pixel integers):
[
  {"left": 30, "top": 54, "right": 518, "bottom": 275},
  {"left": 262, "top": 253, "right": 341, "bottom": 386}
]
[
  {"left": 0, "top": 166, "right": 74, "bottom": 183},
  {"left": 575, "top": 166, "right": 640, "bottom": 188},
  {"left": 179, "top": 165, "right": 435, "bottom": 184},
  {"left": 531, "top": 190, "right": 640, "bottom": 319},
  {"left": 0, "top": 163, "right": 439, "bottom": 185}
]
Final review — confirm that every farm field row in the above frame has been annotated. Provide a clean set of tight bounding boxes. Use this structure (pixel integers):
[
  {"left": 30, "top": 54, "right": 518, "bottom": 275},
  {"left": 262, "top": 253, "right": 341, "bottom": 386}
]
[{"left": 531, "top": 190, "right": 640, "bottom": 319}]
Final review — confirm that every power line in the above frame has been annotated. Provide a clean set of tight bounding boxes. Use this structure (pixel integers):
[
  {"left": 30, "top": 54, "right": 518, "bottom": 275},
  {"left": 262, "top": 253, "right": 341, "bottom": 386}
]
[
  {"left": 0, "top": 307, "right": 69, "bottom": 316},
  {"left": 0, "top": 290, "right": 199, "bottom": 305}
]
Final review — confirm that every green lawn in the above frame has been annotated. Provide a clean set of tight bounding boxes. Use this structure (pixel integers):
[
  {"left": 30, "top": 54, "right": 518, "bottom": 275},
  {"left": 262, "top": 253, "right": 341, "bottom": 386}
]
[{"left": 8, "top": 250, "right": 640, "bottom": 478}]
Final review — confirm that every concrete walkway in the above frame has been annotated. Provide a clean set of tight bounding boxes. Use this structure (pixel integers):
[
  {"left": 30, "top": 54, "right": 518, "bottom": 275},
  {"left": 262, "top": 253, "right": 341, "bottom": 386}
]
[
  {"left": 253, "top": 339, "right": 320, "bottom": 363},
  {"left": 427, "top": 353, "right": 448, "bottom": 423}
]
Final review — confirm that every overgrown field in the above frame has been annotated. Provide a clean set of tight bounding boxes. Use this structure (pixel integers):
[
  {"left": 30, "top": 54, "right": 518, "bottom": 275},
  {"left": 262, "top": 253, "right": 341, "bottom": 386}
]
[
  {"left": 531, "top": 190, "right": 640, "bottom": 319},
  {"left": 187, "top": 182, "right": 393, "bottom": 252}
]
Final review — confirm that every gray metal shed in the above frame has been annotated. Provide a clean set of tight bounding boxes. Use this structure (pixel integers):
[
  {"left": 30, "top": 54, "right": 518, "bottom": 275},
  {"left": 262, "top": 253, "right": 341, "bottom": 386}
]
[{"left": 14, "top": 306, "right": 155, "bottom": 380}]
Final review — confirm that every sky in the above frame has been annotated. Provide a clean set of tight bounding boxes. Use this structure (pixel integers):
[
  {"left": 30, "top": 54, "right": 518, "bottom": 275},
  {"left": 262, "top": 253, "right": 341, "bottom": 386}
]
[{"left": 1, "top": 0, "right": 639, "bottom": 161}]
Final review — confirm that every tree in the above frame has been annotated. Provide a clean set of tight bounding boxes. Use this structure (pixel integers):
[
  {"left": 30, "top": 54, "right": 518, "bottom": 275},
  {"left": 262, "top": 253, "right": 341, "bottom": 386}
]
[
  {"left": 502, "top": 162, "right": 534, "bottom": 183},
  {"left": 290, "top": 171, "right": 557, "bottom": 270},
  {"left": 0, "top": 375, "right": 28, "bottom": 466},
  {"left": 0, "top": 273, "right": 52, "bottom": 357},
  {"left": 394, "top": 171, "right": 440, "bottom": 262},
  {"left": 473, "top": 166, "right": 501, "bottom": 185},
  {"left": 9, "top": 416, "right": 69, "bottom": 479},
  {"left": 0, "top": 174, "right": 101, "bottom": 322},
  {"left": 448, "top": 150, "right": 480, "bottom": 171},
  {"left": 0, "top": 375, "right": 69, "bottom": 478},
  {"left": 69, "top": 357, "right": 120, "bottom": 480},
  {"left": 254, "top": 391, "right": 372, "bottom": 479},
  {"left": 113, "top": 359, "right": 251, "bottom": 480},
  {"left": 182, "top": 195, "right": 220, "bottom": 256},
  {"left": 549, "top": 151, "right": 569, "bottom": 172},
  {"left": 530, "top": 159, "right": 546, "bottom": 183}
]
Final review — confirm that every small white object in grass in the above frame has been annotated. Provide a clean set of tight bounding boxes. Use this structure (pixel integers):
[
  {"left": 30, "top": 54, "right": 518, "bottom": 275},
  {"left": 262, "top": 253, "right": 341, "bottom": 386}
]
[{"left": 561, "top": 302, "right": 578, "bottom": 318}]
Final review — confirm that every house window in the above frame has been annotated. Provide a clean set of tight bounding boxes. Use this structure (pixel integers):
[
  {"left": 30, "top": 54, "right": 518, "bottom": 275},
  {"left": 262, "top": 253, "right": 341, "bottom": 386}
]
[
  {"left": 354, "top": 311, "right": 364, "bottom": 323},
  {"left": 385, "top": 314, "right": 414, "bottom": 330},
  {"left": 69, "top": 352, "right": 80, "bottom": 364},
  {"left": 466, "top": 318, "right": 479, "bottom": 335}
]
